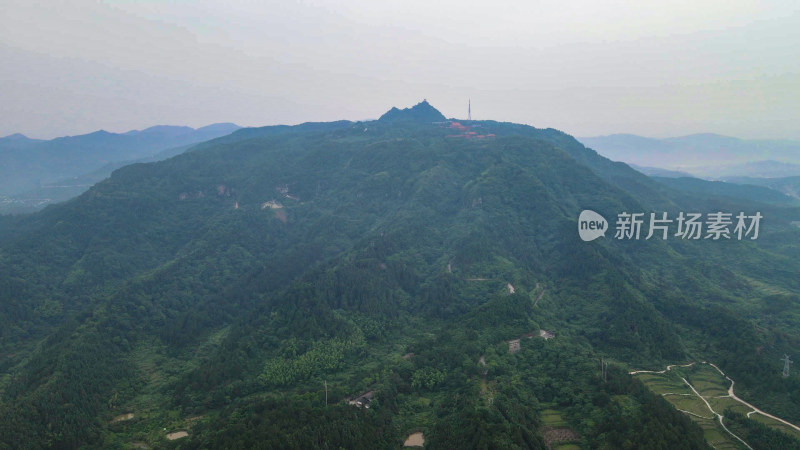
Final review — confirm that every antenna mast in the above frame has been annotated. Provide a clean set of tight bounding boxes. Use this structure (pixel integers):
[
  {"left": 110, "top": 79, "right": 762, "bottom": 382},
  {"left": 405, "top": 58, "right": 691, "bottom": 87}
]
[{"left": 468, "top": 99, "right": 472, "bottom": 121}]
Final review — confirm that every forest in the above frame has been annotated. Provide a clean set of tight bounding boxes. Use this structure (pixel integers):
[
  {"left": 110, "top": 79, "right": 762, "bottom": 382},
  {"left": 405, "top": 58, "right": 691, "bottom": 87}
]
[{"left": 0, "top": 103, "right": 799, "bottom": 448}]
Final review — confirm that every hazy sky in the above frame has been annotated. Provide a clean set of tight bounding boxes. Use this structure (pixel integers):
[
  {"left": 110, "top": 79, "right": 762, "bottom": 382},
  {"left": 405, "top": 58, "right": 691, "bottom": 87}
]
[{"left": 2, "top": 0, "right": 799, "bottom": 139}]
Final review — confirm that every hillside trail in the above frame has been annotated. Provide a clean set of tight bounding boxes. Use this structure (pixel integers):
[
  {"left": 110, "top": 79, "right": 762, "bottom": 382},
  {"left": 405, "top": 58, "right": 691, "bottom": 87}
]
[{"left": 704, "top": 362, "right": 800, "bottom": 433}]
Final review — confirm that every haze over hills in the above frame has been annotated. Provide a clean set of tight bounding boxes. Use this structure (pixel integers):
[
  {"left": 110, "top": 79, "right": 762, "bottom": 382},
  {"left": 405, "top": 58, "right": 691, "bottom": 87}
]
[
  {"left": 0, "top": 142, "right": 207, "bottom": 215},
  {"left": 0, "top": 133, "right": 45, "bottom": 149},
  {"left": 651, "top": 176, "right": 800, "bottom": 206},
  {"left": 0, "top": 123, "right": 241, "bottom": 199},
  {"left": 721, "top": 175, "right": 800, "bottom": 200},
  {"left": 627, "top": 164, "right": 695, "bottom": 179},
  {"left": 579, "top": 133, "right": 800, "bottom": 203},
  {"left": 0, "top": 102, "right": 799, "bottom": 448},
  {"left": 710, "top": 160, "right": 800, "bottom": 179},
  {"left": 579, "top": 133, "right": 800, "bottom": 178}
]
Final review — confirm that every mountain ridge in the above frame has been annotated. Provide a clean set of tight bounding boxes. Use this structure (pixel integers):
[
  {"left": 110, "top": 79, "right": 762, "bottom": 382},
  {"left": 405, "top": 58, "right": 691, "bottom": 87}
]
[{"left": 378, "top": 99, "right": 447, "bottom": 122}]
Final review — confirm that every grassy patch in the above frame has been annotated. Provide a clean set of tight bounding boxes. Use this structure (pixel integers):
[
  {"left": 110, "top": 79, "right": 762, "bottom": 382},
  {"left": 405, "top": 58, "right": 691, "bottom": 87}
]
[{"left": 540, "top": 409, "right": 569, "bottom": 427}]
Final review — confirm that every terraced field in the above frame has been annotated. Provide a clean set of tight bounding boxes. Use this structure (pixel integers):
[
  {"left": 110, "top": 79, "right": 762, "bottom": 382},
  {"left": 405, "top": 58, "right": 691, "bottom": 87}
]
[
  {"left": 632, "top": 361, "right": 800, "bottom": 449},
  {"left": 539, "top": 405, "right": 580, "bottom": 449}
]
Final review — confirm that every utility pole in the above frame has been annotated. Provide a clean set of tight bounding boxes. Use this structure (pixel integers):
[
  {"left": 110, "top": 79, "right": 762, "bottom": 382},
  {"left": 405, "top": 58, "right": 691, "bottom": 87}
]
[
  {"left": 782, "top": 355, "right": 792, "bottom": 378},
  {"left": 601, "top": 358, "right": 608, "bottom": 382},
  {"left": 468, "top": 99, "right": 472, "bottom": 121},
  {"left": 324, "top": 380, "right": 328, "bottom": 406}
]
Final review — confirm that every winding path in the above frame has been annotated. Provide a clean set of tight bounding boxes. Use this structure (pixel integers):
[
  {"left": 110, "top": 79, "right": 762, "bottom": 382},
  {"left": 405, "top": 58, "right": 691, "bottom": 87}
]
[
  {"left": 681, "top": 376, "right": 752, "bottom": 450},
  {"left": 628, "top": 362, "right": 694, "bottom": 375},
  {"left": 704, "top": 362, "right": 800, "bottom": 434}
]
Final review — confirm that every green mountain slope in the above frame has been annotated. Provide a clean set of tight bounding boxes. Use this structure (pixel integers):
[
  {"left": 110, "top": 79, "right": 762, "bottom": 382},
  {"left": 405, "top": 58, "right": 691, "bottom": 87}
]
[{"left": 0, "top": 103, "right": 798, "bottom": 449}]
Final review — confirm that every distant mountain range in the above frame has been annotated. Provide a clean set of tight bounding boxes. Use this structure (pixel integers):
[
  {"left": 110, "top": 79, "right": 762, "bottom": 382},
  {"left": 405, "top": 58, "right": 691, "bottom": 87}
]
[
  {"left": 578, "top": 133, "right": 800, "bottom": 178},
  {"left": 0, "top": 123, "right": 240, "bottom": 212},
  {"left": 0, "top": 123, "right": 240, "bottom": 195}
]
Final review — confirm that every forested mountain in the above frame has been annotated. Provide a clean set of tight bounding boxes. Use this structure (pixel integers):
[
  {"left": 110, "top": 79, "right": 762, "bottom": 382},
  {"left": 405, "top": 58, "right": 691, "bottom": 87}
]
[
  {"left": 0, "top": 123, "right": 241, "bottom": 198},
  {"left": 0, "top": 102, "right": 798, "bottom": 448}
]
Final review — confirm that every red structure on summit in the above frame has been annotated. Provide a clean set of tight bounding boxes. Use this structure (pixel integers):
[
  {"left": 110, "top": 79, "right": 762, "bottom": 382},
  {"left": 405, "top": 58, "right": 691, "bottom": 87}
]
[{"left": 444, "top": 121, "right": 495, "bottom": 139}]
